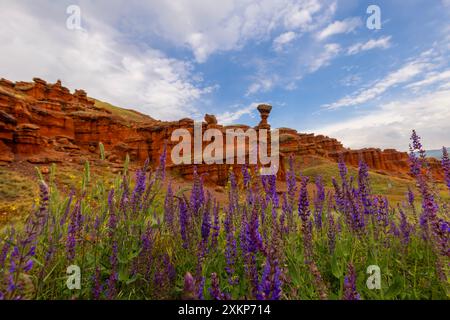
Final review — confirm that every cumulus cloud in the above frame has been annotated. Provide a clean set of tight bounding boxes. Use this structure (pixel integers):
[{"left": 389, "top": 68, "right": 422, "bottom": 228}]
[
  {"left": 347, "top": 36, "right": 392, "bottom": 55},
  {"left": 0, "top": 1, "right": 214, "bottom": 120},
  {"left": 0, "top": 0, "right": 339, "bottom": 122},
  {"left": 316, "top": 17, "right": 362, "bottom": 41},
  {"left": 313, "top": 89, "right": 450, "bottom": 150},
  {"left": 117, "top": 0, "right": 334, "bottom": 63}
]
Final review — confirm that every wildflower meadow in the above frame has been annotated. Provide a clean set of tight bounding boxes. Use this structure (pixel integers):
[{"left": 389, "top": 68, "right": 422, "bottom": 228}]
[{"left": 0, "top": 131, "right": 448, "bottom": 300}]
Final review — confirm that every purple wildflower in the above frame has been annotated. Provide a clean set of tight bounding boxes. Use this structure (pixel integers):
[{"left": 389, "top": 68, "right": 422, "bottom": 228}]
[
  {"left": 224, "top": 209, "right": 238, "bottom": 285},
  {"left": 92, "top": 267, "right": 102, "bottom": 300},
  {"left": 239, "top": 208, "right": 249, "bottom": 254},
  {"left": 409, "top": 130, "right": 427, "bottom": 176},
  {"left": 107, "top": 240, "right": 118, "bottom": 299},
  {"left": 266, "top": 174, "right": 279, "bottom": 208},
  {"left": 182, "top": 272, "right": 196, "bottom": 300},
  {"left": 164, "top": 254, "right": 176, "bottom": 285},
  {"left": 343, "top": 263, "right": 360, "bottom": 300},
  {"left": 164, "top": 182, "right": 174, "bottom": 231},
  {"left": 435, "top": 219, "right": 450, "bottom": 257},
  {"left": 59, "top": 191, "right": 74, "bottom": 226},
  {"left": 0, "top": 230, "right": 14, "bottom": 269},
  {"left": 197, "top": 276, "right": 205, "bottom": 300},
  {"left": 209, "top": 272, "right": 229, "bottom": 300},
  {"left": 332, "top": 177, "right": 345, "bottom": 210},
  {"left": 338, "top": 154, "right": 348, "bottom": 185},
  {"left": 399, "top": 207, "right": 412, "bottom": 245},
  {"left": 211, "top": 200, "right": 220, "bottom": 249},
  {"left": 407, "top": 188, "right": 415, "bottom": 207},
  {"left": 157, "top": 143, "right": 167, "bottom": 181},
  {"left": 298, "top": 176, "right": 310, "bottom": 223},
  {"left": 257, "top": 256, "right": 282, "bottom": 300},
  {"left": 257, "top": 258, "right": 272, "bottom": 300},
  {"left": 442, "top": 147, "right": 450, "bottom": 191},
  {"left": 140, "top": 224, "right": 154, "bottom": 279},
  {"left": 66, "top": 201, "right": 81, "bottom": 262},
  {"left": 358, "top": 160, "right": 372, "bottom": 215},
  {"left": 272, "top": 263, "right": 282, "bottom": 300},
  {"left": 201, "top": 197, "right": 211, "bottom": 243},
  {"left": 280, "top": 193, "right": 289, "bottom": 233},
  {"left": 190, "top": 167, "right": 205, "bottom": 215},
  {"left": 303, "top": 220, "right": 314, "bottom": 264},
  {"left": 327, "top": 209, "right": 336, "bottom": 254},
  {"left": 107, "top": 189, "right": 117, "bottom": 236},
  {"left": 411, "top": 130, "right": 423, "bottom": 152},
  {"left": 249, "top": 207, "right": 264, "bottom": 253},
  {"left": 179, "top": 198, "right": 189, "bottom": 249},
  {"left": 313, "top": 176, "right": 325, "bottom": 230},
  {"left": 375, "top": 196, "right": 389, "bottom": 228},
  {"left": 242, "top": 164, "right": 251, "bottom": 187},
  {"left": 286, "top": 154, "right": 297, "bottom": 206},
  {"left": 131, "top": 166, "right": 147, "bottom": 212}
]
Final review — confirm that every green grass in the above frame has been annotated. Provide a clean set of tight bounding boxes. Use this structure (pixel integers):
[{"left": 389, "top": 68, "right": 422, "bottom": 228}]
[
  {"left": 0, "top": 162, "right": 119, "bottom": 226},
  {"left": 0, "top": 168, "right": 38, "bottom": 225},
  {"left": 289, "top": 155, "right": 449, "bottom": 203},
  {"left": 93, "top": 99, "right": 156, "bottom": 123},
  {"left": 0, "top": 159, "right": 448, "bottom": 300}
]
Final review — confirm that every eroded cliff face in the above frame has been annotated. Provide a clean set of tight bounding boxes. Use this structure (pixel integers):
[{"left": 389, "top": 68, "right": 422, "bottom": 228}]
[
  {"left": 0, "top": 78, "right": 263, "bottom": 184},
  {"left": 0, "top": 77, "right": 443, "bottom": 184}
]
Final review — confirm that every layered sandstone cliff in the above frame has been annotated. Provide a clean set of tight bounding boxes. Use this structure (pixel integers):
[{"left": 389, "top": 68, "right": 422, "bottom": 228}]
[{"left": 0, "top": 77, "right": 442, "bottom": 184}]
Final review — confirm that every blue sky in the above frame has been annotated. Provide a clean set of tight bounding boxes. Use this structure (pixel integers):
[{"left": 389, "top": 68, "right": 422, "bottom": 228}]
[{"left": 1, "top": 0, "right": 449, "bottom": 150}]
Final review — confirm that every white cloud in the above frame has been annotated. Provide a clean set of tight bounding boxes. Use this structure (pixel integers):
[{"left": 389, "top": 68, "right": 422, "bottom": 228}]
[
  {"left": 113, "top": 0, "right": 334, "bottom": 63},
  {"left": 246, "top": 77, "right": 277, "bottom": 96},
  {"left": 283, "top": 0, "right": 323, "bottom": 30},
  {"left": 309, "top": 43, "right": 341, "bottom": 72},
  {"left": 323, "top": 58, "right": 431, "bottom": 109},
  {"left": 0, "top": 1, "right": 214, "bottom": 120},
  {"left": 217, "top": 103, "right": 257, "bottom": 125},
  {"left": 405, "top": 69, "right": 450, "bottom": 89},
  {"left": 316, "top": 17, "right": 362, "bottom": 41},
  {"left": 313, "top": 89, "right": 450, "bottom": 150},
  {"left": 273, "top": 31, "right": 297, "bottom": 52},
  {"left": 347, "top": 36, "right": 392, "bottom": 55}
]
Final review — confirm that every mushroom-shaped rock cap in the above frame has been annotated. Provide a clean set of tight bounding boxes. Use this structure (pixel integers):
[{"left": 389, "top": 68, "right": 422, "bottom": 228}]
[
  {"left": 204, "top": 113, "right": 218, "bottom": 125},
  {"left": 257, "top": 104, "right": 272, "bottom": 113}
]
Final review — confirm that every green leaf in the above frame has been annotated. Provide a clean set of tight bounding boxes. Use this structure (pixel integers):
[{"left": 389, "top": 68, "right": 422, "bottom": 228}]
[
  {"left": 331, "top": 254, "right": 343, "bottom": 279},
  {"left": 35, "top": 166, "right": 44, "bottom": 181},
  {"left": 385, "top": 276, "right": 402, "bottom": 299},
  {"left": 99, "top": 142, "right": 105, "bottom": 161},
  {"left": 118, "top": 269, "right": 129, "bottom": 282}
]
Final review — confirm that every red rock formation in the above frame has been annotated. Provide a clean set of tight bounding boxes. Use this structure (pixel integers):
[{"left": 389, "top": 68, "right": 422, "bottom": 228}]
[
  {"left": 0, "top": 78, "right": 283, "bottom": 184},
  {"left": 0, "top": 77, "right": 443, "bottom": 183}
]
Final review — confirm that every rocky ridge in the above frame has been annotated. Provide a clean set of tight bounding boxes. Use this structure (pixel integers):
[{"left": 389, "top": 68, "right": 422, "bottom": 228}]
[{"left": 0, "top": 77, "right": 443, "bottom": 184}]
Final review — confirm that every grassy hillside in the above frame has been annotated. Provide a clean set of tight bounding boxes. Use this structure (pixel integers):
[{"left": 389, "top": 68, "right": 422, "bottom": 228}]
[
  {"left": 1, "top": 152, "right": 447, "bottom": 226},
  {"left": 289, "top": 155, "right": 448, "bottom": 203},
  {"left": 92, "top": 98, "right": 157, "bottom": 123}
]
